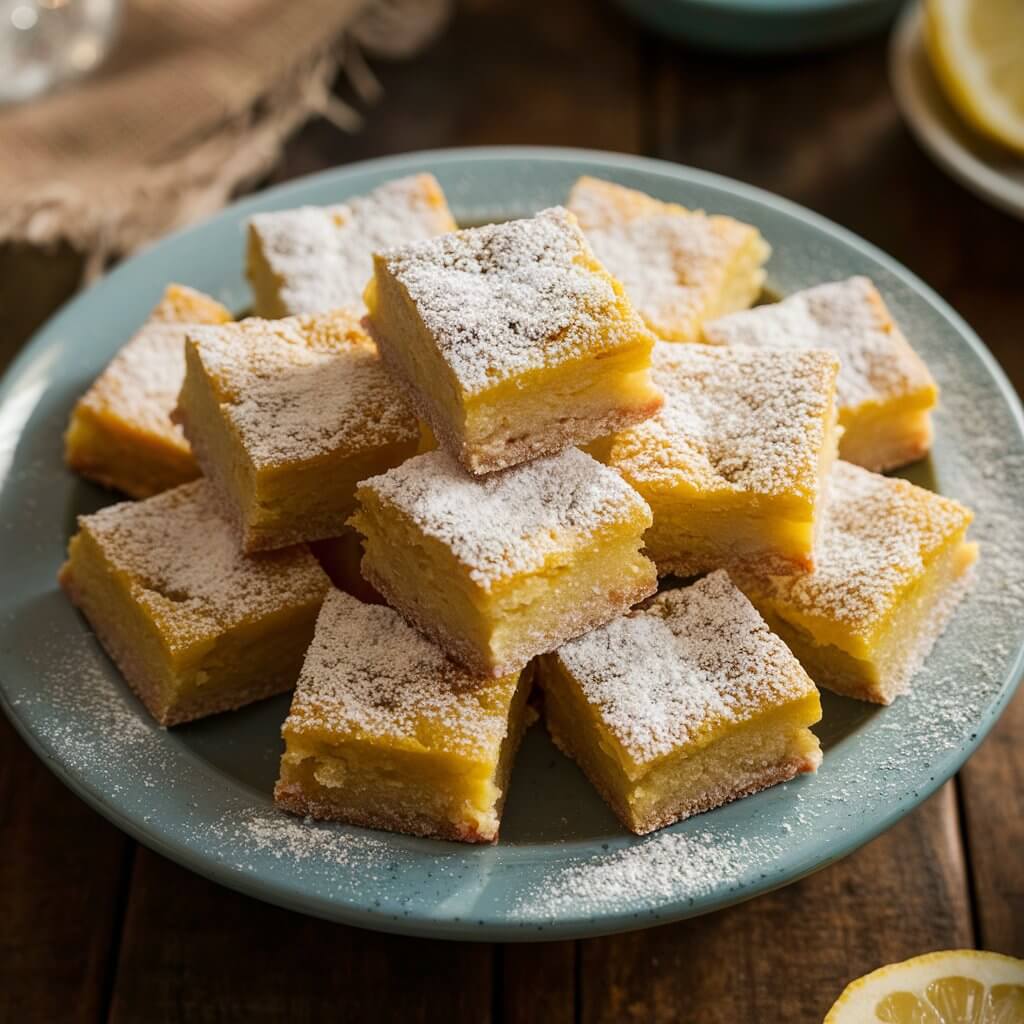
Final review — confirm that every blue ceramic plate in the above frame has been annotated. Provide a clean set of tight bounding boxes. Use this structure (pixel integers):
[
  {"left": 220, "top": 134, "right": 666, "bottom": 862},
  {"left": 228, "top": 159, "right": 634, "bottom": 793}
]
[{"left": 2, "top": 147, "right": 1022, "bottom": 942}]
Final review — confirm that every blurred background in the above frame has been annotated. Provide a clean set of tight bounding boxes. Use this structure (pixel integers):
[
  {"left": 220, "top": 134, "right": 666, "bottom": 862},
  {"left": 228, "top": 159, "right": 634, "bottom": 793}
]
[{"left": 2, "top": 2, "right": 1021, "bottom": 1021}]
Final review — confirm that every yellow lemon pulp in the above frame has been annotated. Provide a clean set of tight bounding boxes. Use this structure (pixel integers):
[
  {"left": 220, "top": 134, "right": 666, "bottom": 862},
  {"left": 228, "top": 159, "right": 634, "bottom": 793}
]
[
  {"left": 825, "top": 950, "right": 1024, "bottom": 1023},
  {"left": 924, "top": 0, "right": 1024, "bottom": 154}
]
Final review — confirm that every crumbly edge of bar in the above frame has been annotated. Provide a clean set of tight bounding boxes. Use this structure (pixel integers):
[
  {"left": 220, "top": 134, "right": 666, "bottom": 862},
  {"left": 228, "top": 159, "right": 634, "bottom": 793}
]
[
  {"left": 273, "top": 668, "right": 534, "bottom": 845},
  {"left": 273, "top": 784, "right": 496, "bottom": 844}
]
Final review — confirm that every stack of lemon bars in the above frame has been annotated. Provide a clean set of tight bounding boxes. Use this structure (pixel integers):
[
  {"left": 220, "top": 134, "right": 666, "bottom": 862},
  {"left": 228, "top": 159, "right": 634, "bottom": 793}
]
[{"left": 60, "top": 173, "right": 977, "bottom": 841}]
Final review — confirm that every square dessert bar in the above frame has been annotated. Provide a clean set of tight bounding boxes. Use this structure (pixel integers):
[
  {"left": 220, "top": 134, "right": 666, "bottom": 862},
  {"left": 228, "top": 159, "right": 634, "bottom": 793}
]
[
  {"left": 59, "top": 479, "right": 330, "bottom": 726},
  {"left": 247, "top": 173, "right": 456, "bottom": 318},
  {"left": 175, "top": 310, "right": 421, "bottom": 552},
  {"left": 275, "top": 590, "right": 534, "bottom": 843},
  {"left": 733, "top": 461, "right": 977, "bottom": 705},
  {"left": 539, "top": 571, "right": 822, "bottom": 835},
  {"left": 365, "top": 206, "right": 663, "bottom": 475},
  {"left": 703, "top": 277, "right": 938, "bottom": 472},
  {"left": 592, "top": 342, "right": 840, "bottom": 578},
  {"left": 64, "top": 284, "right": 231, "bottom": 498},
  {"left": 349, "top": 447, "right": 658, "bottom": 677},
  {"left": 567, "top": 176, "right": 771, "bottom": 342}
]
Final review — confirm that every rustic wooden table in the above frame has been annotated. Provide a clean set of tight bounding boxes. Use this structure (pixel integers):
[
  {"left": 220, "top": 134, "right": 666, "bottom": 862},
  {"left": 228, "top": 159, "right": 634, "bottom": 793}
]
[{"left": 3, "top": 2, "right": 1022, "bottom": 1020}]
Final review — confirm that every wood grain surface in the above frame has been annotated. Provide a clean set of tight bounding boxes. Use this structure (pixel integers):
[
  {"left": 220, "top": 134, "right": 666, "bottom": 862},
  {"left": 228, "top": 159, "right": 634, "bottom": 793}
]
[{"left": 2, "top": 0, "right": 1021, "bottom": 1021}]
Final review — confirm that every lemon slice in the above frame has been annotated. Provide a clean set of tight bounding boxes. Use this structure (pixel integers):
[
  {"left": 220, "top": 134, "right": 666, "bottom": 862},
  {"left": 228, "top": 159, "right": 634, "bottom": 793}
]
[
  {"left": 924, "top": 0, "right": 1024, "bottom": 155},
  {"left": 824, "top": 950, "right": 1024, "bottom": 1023}
]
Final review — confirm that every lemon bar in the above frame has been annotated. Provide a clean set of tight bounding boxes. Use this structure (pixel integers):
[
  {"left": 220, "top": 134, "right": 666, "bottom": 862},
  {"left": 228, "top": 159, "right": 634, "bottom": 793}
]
[
  {"left": 64, "top": 284, "right": 231, "bottom": 498},
  {"left": 733, "top": 461, "right": 977, "bottom": 705},
  {"left": 567, "top": 176, "right": 770, "bottom": 342},
  {"left": 703, "top": 277, "right": 938, "bottom": 472},
  {"left": 365, "top": 206, "right": 663, "bottom": 475},
  {"left": 275, "top": 590, "right": 533, "bottom": 843},
  {"left": 350, "top": 447, "right": 658, "bottom": 677},
  {"left": 247, "top": 173, "right": 456, "bottom": 317},
  {"left": 592, "top": 342, "right": 840, "bottom": 578},
  {"left": 59, "top": 480, "right": 330, "bottom": 726},
  {"left": 175, "top": 310, "right": 420, "bottom": 552},
  {"left": 539, "top": 571, "right": 822, "bottom": 835}
]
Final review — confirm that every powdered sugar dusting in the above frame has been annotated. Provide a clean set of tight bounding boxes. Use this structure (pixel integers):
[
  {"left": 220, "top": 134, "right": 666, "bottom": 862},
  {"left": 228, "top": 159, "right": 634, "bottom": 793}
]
[
  {"left": 76, "top": 479, "right": 328, "bottom": 645},
  {"left": 12, "top": 636, "right": 169, "bottom": 799},
  {"left": 704, "top": 277, "right": 936, "bottom": 410},
  {"left": 248, "top": 174, "right": 455, "bottom": 315},
  {"left": 509, "top": 829, "right": 778, "bottom": 919},
  {"left": 607, "top": 342, "right": 838, "bottom": 498},
  {"left": 554, "top": 571, "right": 816, "bottom": 765},
  {"left": 284, "top": 590, "right": 518, "bottom": 758},
  {"left": 187, "top": 312, "right": 419, "bottom": 466},
  {"left": 74, "top": 285, "right": 230, "bottom": 446},
  {"left": 357, "top": 446, "right": 651, "bottom": 589},
  {"left": 738, "top": 461, "right": 973, "bottom": 635},
  {"left": 376, "top": 206, "right": 646, "bottom": 394},
  {"left": 569, "top": 176, "right": 768, "bottom": 341},
  {"left": 212, "top": 807, "right": 392, "bottom": 866}
]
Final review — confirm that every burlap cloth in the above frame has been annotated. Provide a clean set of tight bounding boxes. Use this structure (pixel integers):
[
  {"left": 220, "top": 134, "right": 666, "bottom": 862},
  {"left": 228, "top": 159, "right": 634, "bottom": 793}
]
[{"left": 0, "top": 0, "right": 449, "bottom": 285}]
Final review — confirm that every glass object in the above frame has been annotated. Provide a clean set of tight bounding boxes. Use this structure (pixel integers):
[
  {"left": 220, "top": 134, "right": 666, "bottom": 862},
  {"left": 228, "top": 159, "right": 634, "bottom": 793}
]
[{"left": 0, "top": 0, "right": 120, "bottom": 105}]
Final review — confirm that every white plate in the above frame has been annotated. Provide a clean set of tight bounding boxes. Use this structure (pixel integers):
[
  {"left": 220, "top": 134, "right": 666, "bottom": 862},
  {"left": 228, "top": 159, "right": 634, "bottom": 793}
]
[{"left": 890, "top": 3, "right": 1024, "bottom": 221}]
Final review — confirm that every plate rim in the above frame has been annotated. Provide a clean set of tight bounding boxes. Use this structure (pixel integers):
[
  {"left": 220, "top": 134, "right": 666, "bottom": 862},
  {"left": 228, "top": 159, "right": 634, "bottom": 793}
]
[
  {"left": 2, "top": 144, "right": 1023, "bottom": 942},
  {"left": 890, "top": 3, "right": 1024, "bottom": 221}
]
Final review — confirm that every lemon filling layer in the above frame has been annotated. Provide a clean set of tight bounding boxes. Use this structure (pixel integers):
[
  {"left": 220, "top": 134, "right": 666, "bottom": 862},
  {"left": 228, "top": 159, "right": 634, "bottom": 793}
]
[
  {"left": 353, "top": 490, "right": 655, "bottom": 676},
  {"left": 539, "top": 572, "right": 822, "bottom": 834},
  {"left": 275, "top": 592, "right": 533, "bottom": 842},
  {"left": 60, "top": 480, "right": 328, "bottom": 726},
  {"left": 365, "top": 207, "right": 661, "bottom": 473}
]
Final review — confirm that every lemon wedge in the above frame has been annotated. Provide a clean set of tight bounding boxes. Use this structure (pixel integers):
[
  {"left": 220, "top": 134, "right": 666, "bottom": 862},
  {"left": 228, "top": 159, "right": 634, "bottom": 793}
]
[
  {"left": 924, "top": 0, "right": 1024, "bottom": 155},
  {"left": 824, "top": 950, "right": 1024, "bottom": 1023}
]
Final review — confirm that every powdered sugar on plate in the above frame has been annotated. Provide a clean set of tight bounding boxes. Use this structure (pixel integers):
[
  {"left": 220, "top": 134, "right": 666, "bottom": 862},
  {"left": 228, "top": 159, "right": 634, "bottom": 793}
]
[{"left": 509, "top": 829, "right": 779, "bottom": 920}]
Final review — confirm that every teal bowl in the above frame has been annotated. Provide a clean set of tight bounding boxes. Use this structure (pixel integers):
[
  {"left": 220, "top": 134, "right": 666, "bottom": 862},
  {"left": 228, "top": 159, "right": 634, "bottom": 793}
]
[{"left": 614, "top": 0, "right": 904, "bottom": 53}]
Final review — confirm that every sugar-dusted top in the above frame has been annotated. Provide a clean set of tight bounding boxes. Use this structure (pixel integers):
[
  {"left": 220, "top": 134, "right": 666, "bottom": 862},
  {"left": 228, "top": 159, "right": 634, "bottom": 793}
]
[
  {"left": 78, "top": 480, "right": 328, "bottom": 648},
  {"left": 149, "top": 283, "right": 232, "bottom": 325},
  {"left": 76, "top": 284, "right": 230, "bottom": 443},
  {"left": 737, "top": 461, "right": 974, "bottom": 637},
  {"left": 357, "top": 447, "right": 652, "bottom": 590},
  {"left": 375, "top": 206, "right": 649, "bottom": 395},
  {"left": 186, "top": 311, "right": 419, "bottom": 467},
  {"left": 703, "top": 277, "right": 937, "bottom": 410},
  {"left": 568, "top": 176, "right": 768, "bottom": 342},
  {"left": 248, "top": 174, "right": 455, "bottom": 315},
  {"left": 553, "top": 571, "right": 817, "bottom": 768},
  {"left": 284, "top": 589, "right": 521, "bottom": 759},
  {"left": 604, "top": 342, "right": 838, "bottom": 500}
]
